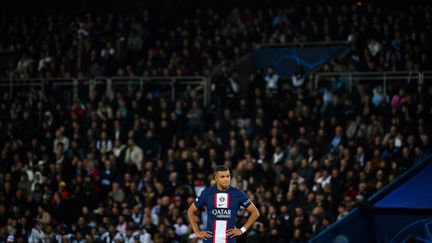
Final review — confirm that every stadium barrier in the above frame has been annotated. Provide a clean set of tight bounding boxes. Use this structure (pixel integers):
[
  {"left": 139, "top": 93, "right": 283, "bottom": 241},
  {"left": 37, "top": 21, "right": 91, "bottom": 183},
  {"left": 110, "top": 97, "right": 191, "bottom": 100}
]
[
  {"left": 0, "top": 76, "right": 209, "bottom": 106},
  {"left": 0, "top": 71, "right": 430, "bottom": 106},
  {"left": 314, "top": 71, "right": 424, "bottom": 93}
]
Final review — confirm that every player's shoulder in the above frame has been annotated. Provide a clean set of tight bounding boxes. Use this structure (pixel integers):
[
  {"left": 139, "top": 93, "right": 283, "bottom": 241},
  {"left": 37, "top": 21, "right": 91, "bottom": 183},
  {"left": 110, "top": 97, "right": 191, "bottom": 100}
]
[
  {"left": 201, "top": 185, "right": 217, "bottom": 195},
  {"left": 229, "top": 186, "right": 247, "bottom": 195}
]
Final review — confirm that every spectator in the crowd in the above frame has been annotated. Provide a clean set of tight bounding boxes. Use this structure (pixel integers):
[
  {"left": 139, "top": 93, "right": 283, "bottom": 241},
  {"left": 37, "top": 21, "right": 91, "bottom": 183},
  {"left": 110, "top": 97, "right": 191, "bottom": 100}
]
[
  {"left": 124, "top": 138, "right": 144, "bottom": 172},
  {"left": 108, "top": 182, "right": 125, "bottom": 204},
  {"left": 291, "top": 65, "right": 306, "bottom": 89},
  {"left": 264, "top": 66, "right": 279, "bottom": 96},
  {"left": 96, "top": 131, "right": 113, "bottom": 155}
]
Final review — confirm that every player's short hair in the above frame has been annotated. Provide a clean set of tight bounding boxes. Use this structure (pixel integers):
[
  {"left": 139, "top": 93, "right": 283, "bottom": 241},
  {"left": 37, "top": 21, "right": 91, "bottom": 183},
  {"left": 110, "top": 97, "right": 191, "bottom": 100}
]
[{"left": 214, "top": 165, "right": 229, "bottom": 175}]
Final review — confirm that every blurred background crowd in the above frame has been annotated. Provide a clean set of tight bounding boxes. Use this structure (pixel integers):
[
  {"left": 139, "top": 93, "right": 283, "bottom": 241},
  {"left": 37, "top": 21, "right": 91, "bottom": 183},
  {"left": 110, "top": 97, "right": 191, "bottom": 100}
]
[{"left": 0, "top": 2, "right": 431, "bottom": 243}]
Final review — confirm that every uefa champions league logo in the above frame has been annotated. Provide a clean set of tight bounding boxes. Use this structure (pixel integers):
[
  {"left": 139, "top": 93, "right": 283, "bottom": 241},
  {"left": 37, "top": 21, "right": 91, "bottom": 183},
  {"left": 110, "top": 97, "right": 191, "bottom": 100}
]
[
  {"left": 330, "top": 218, "right": 432, "bottom": 243},
  {"left": 390, "top": 218, "right": 432, "bottom": 243}
]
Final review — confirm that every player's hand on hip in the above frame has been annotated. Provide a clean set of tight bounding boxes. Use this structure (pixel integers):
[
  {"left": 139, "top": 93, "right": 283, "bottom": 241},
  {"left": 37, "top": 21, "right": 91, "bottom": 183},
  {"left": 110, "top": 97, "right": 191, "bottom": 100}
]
[
  {"left": 226, "top": 228, "right": 243, "bottom": 238},
  {"left": 196, "top": 231, "right": 212, "bottom": 239}
]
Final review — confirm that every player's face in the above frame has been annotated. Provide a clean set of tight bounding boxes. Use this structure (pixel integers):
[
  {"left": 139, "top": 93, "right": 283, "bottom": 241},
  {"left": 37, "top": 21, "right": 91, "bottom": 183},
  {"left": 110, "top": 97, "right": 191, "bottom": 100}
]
[{"left": 216, "top": 170, "right": 231, "bottom": 190}]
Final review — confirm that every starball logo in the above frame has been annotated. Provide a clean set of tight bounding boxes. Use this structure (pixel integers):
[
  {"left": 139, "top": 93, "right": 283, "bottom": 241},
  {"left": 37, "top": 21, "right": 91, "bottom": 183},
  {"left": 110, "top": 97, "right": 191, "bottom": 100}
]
[
  {"left": 390, "top": 218, "right": 432, "bottom": 243},
  {"left": 212, "top": 209, "right": 232, "bottom": 218}
]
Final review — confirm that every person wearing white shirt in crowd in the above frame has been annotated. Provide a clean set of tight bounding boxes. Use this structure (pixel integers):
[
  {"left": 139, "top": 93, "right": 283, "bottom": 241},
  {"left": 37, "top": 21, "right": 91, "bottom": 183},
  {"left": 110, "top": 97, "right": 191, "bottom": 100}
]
[
  {"left": 124, "top": 138, "right": 144, "bottom": 171},
  {"left": 116, "top": 215, "right": 127, "bottom": 235},
  {"left": 174, "top": 217, "right": 189, "bottom": 237},
  {"left": 264, "top": 66, "right": 279, "bottom": 95},
  {"left": 315, "top": 170, "right": 332, "bottom": 189},
  {"left": 6, "top": 235, "right": 14, "bottom": 243},
  {"left": 96, "top": 100, "right": 113, "bottom": 121},
  {"left": 131, "top": 205, "right": 143, "bottom": 225},
  {"left": 101, "top": 225, "right": 124, "bottom": 243},
  {"left": 133, "top": 228, "right": 152, "bottom": 243},
  {"left": 53, "top": 128, "right": 69, "bottom": 153},
  {"left": 28, "top": 222, "right": 45, "bottom": 243},
  {"left": 272, "top": 146, "right": 285, "bottom": 164},
  {"left": 113, "top": 139, "right": 126, "bottom": 158},
  {"left": 96, "top": 131, "right": 113, "bottom": 155},
  {"left": 123, "top": 228, "right": 136, "bottom": 243},
  {"left": 356, "top": 146, "right": 366, "bottom": 166},
  {"left": 291, "top": 65, "right": 305, "bottom": 88}
]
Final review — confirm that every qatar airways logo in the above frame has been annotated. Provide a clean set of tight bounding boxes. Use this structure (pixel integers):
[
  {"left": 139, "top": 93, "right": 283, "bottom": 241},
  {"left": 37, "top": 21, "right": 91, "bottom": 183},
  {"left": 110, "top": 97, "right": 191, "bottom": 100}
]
[{"left": 212, "top": 209, "right": 232, "bottom": 218}]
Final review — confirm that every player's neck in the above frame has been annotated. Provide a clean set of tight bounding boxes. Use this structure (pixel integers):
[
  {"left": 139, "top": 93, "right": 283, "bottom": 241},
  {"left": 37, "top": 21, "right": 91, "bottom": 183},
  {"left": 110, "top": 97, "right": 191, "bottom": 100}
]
[{"left": 216, "top": 184, "right": 230, "bottom": 191}]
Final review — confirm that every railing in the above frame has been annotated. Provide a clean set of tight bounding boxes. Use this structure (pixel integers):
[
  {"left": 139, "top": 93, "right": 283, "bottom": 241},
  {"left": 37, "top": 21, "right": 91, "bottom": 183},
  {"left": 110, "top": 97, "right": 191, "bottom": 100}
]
[
  {"left": 423, "top": 71, "right": 432, "bottom": 84},
  {"left": 1, "top": 71, "right": 430, "bottom": 106},
  {"left": 207, "top": 41, "right": 350, "bottom": 104},
  {"left": 314, "top": 71, "right": 425, "bottom": 93},
  {"left": 253, "top": 41, "right": 348, "bottom": 49},
  {"left": 0, "top": 76, "right": 209, "bottom": 106}
]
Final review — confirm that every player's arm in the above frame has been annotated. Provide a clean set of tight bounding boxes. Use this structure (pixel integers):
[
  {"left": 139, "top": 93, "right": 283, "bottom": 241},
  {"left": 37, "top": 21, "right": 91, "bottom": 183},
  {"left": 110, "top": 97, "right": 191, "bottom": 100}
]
[
  {"left": 187, "top": 202, "right": 212, "bottom": 240},
  {"left": 241, "top": 203, "right": 260, "bottom": 231},
  {"left": 227, "top": 203, "right": 260, "bottom": 238}
]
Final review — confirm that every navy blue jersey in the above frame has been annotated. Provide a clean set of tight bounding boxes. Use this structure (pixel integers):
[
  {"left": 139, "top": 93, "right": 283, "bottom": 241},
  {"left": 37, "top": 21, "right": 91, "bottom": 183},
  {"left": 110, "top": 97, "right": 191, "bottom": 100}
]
[{"left": 194, "top": 186, "right": 252, "bottom": 243}]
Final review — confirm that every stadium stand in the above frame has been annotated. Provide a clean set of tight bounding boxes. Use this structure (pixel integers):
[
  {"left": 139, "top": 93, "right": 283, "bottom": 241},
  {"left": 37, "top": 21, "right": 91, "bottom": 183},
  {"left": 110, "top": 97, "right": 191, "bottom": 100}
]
[{"left": 0, "top": 2, "right": 431, "bottom": 243}]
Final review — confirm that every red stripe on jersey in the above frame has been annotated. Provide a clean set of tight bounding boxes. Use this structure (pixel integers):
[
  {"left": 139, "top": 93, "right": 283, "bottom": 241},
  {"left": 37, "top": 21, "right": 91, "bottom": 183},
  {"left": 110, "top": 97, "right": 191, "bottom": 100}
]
[
  {"left": 227, "top": 193, "right": 230, "bottom": 208},
  {"left": 213, "top": 220, "right": 216, "bottom": 243},
  {"left": 214, "top": 193, "right": 217, "bottom": 208}
]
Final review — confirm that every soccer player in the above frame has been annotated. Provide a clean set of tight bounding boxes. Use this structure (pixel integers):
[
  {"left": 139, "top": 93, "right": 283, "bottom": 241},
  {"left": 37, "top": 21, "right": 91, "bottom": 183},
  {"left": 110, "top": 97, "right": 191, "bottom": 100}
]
[{"left": 187, "top": 165, "right": 260, "bottom": 242}]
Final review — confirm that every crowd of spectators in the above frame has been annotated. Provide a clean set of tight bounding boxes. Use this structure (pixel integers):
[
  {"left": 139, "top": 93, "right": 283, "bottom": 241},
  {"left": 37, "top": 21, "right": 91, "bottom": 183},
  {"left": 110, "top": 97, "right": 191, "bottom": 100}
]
[
  {"left": 1, "top": 69, "right": 431, "bottom": 242},
  {"left": 1, "top": 3, "right": 431, "bottom": 80},
  {"left": 0, "top": 3, "right": 432, "bottom": 243}
]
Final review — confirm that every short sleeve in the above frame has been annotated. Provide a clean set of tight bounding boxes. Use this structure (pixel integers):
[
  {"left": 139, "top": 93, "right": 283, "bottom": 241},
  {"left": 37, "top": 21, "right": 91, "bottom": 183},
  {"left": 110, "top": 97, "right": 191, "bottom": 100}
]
[
  {"left": 239, "top": 190, "right": 252, "bottom": 208},
  {"left": 194, "top": 189, "right": 207, "bottom": 209}
]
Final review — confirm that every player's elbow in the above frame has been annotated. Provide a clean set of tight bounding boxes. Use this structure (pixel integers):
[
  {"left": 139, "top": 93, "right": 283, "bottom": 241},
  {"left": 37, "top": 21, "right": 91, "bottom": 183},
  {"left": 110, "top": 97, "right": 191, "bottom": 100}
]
[
  {"left": 253, "top": 209, "right": 260, "bottom": 219},
  {"left": 187, "top": 210, "right": 194, "bottom": 221}
]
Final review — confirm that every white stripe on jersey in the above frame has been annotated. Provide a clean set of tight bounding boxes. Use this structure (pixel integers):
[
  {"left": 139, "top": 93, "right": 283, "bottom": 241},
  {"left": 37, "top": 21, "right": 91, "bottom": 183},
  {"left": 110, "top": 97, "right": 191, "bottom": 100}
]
[{"left": 214, "top": 220, "right": 228, "bottom": 243}]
